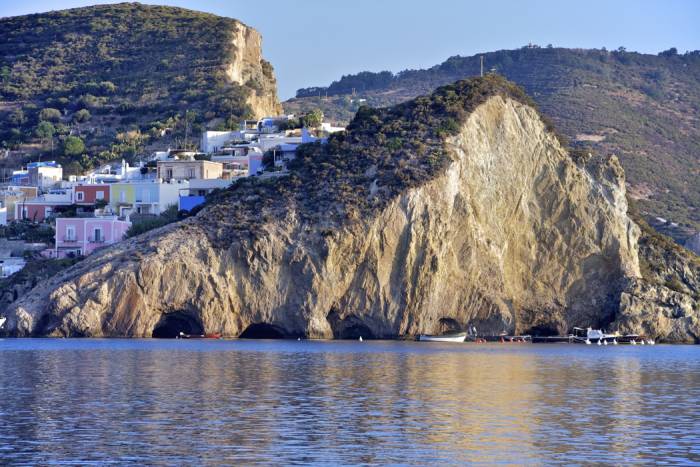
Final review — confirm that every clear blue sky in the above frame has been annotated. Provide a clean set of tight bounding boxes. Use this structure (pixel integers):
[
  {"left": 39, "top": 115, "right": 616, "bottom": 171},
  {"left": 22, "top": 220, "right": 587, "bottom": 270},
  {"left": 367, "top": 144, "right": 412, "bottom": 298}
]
[{"left": 2, "top": 1, "right": 699, "bottom": 99}]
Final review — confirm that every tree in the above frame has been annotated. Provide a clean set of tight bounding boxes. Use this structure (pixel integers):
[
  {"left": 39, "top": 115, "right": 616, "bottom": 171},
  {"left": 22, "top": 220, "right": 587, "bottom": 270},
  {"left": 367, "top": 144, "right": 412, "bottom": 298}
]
[
  {"left": 35, "top": 121, "right": 55, "bottom": 146},
  {"left": 301, "top": 109, "right": 323, "bottom": 128},
  {"left": 63, "top": 135, "right": 85, "bottom": 156},
  {"left": 72, "top": 109, "right": 91, "bottom": 123},
  {"left": 39, "top": 108, "right": 61, "bottom": 122},
  {"left": 8, "top": 109, "right": 26, "bottom": 126},
  {"left": 658, "top": 47, "right": 678, "bottom": 57}
]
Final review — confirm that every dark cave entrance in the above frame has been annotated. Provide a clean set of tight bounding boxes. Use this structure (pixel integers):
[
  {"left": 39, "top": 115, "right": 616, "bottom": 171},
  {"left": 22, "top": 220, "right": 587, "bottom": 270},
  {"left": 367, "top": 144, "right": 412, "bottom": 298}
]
[
  {"left": 524, "top": 323, "right": 560, "bottom": 337},
  {"left": 327, "top": 310, "right": 376, "bottom": 340},
  {"left": 438, "top": 317, "right": 462, "bottom": 333},
  {"left": 152, "top": 312, "right": 203, "bottom": 338},
  {"left": 239, "top": 323, "right": 287, "bottom": 339}
]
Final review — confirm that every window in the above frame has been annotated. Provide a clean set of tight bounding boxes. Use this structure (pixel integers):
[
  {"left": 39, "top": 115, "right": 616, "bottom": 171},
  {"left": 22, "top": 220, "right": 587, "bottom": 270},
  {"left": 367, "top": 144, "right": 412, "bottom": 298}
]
[
  {"left": 21, "top": 207, "right": 28, "bottom": 220},
  {"left": 141, "top": 190, "right": 149, "bottom": 202},
  {"left": 120, "top": 191, "right": 126, "bottom": 203},
  {"left": 167, "top": 169, "right": 173, "bottom": 180},
  {"left": 187, "top": 168, "right": 195, "bottom": 179},
  {"left": 76, "top": 191, "right": 84, "bottom": 202},
  {"left": 93, "top": 227, "right": 103, "bottom": 243},
  {"left": 66, "top": 225, "right": 76, "bottom": 241},
  {"left": 44, "top": 207, "right": 53, "bottom": 218},
  {"left": 95, "top": 190, "right": 104, "bottom": 200}
]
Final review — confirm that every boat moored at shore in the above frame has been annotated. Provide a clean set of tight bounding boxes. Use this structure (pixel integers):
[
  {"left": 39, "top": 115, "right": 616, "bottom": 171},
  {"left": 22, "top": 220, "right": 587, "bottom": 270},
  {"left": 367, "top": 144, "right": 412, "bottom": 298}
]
[{"left": 418, "top": 332, "right": 467, "bottom": 343}]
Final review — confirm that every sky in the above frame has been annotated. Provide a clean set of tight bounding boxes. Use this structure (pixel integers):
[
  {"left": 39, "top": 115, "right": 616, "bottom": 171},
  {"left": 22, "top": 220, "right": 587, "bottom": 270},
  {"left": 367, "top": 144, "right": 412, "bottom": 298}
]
[{"left": 1, "top": 0, "right": 699, "bottom": 99}]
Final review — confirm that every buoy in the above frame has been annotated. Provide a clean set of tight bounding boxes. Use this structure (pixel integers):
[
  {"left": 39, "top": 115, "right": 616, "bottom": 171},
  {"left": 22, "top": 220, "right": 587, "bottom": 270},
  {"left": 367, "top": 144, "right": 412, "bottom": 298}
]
[
  {"left": 613, "top": 339, "right": 618, "bottom": 345},
  {"left": 585, "top": 339, "right": 591, "bottom": 345},
  {"left": 359, "top": 336, "right": 363, "bottom": 342},
  {"left": 603, "top": 339, "right": 608, "bottom": 346},
  {"left": 631, "top": 339, "right": 637, "bottom": 345},
  {"left": 297, "top": 337, "right": 301, "bottom": 341},
  {"left": 641, "top": 340, "right": 645, "bottom": 345},
  {"left": 597, "top": 339, "right": 602, "bottom": 346}
]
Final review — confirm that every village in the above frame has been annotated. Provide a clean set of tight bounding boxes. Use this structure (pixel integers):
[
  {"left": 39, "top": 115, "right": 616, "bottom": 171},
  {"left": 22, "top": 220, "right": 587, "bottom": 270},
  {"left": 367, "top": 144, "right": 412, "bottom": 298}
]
[{"left": 0, "top": 114, "right": 344, "bottom": 278}]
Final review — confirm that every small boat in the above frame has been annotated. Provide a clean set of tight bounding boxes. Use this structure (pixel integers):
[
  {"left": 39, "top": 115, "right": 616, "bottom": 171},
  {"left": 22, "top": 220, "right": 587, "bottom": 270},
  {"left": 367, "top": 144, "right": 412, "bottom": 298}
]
[
  {"left": 177, "top": 332, "right": 222, "bottom": 339},
  {"left": 0, "top": 316, "right": 6, "bottom": 330},
  {"left": 419, "top": 331, "right": 467, "bottom": 343}
]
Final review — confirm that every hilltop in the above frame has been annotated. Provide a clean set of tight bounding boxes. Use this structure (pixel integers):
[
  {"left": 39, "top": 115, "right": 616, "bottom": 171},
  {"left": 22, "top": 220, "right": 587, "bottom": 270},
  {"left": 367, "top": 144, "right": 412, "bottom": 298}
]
[
  {"left": 4, "top": 76, "right": 699, "bottom": 342},
  {"left": 0, "top": 2, "right": 280, "bottom": 175},
  {"left": 285, "top": 47, "right": 700, "bottom": 242}
]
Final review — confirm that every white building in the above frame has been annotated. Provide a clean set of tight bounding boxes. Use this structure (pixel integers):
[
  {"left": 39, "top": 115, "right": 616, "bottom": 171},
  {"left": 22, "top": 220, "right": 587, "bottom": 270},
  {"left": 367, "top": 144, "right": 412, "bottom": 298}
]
[
  {"left": 0, "top": 257, "right": 26, "bottom": 278},
  {"left": 29, "top": 165, "right": 63, "bottom": 190}
]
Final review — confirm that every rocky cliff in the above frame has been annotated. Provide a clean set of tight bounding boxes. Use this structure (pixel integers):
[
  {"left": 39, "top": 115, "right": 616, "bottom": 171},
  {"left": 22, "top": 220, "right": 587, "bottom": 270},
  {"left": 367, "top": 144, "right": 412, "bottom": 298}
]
[
  {"left": 227, "top": 23, "right": 282, "bottom": 118},
  {"left": 3, "top": 77, "right": 698, "bottom": 341}
]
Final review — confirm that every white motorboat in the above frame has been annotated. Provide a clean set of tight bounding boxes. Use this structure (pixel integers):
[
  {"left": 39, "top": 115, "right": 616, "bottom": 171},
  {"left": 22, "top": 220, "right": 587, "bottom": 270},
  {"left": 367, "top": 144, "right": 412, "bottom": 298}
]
[
  {"left": 419, "top": 332, "right": 467, "bottom": 343},
  {"left": 573, "top": 327, "right": 619, "bottom": 344}
]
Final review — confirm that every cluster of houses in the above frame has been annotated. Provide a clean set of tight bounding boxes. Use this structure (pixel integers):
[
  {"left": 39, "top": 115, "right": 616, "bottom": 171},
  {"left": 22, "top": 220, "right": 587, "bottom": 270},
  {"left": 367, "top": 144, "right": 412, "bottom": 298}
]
[{"left": 0, "top": 115, "right": 344, "bottom": 272}]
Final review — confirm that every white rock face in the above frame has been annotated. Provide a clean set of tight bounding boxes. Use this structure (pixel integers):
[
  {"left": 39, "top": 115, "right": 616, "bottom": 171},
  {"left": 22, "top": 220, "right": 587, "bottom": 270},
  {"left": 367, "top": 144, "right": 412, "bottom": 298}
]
[
  {"left": 227, "top": 23, "right": 282, "bottom": 118},
  {"left": 8, "top": 96, "right": 696, "bottom": 341}
]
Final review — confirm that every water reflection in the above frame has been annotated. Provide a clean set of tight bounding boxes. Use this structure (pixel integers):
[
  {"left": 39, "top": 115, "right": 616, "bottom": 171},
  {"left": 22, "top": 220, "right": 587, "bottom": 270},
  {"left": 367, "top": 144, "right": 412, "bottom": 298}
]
[{"left": 1, "top": 340, "right": 699, "bottom": 465}]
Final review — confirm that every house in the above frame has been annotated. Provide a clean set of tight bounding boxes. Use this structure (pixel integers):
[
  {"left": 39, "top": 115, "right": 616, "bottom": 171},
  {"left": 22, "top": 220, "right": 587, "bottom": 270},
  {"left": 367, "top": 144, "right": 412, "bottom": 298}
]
[
  {"left": 54, "top": 215, "right": 131, "bottom": 258},
  {"left": 178, "top": 179, "right": 233, "bottom": 212},
  {"left": 200, "top": 131, "right": 244, "bottom": 153},
  {"left": 11, "top": 170, "right": 29, "bottom": 186},
  {"left": 74, "top": 184, "right": 110, "bottom": 205},
  {"left": 15, "top": 200, "right": 71, "bottom": 222},
  {"left": 0, "top": 186, "right": 39, "bottom": 221},
  {"left": 14, "top": 189, "right": 74, "bottom": 222},
  {"left": 156, "top": 159, "right": 223, "bottom": 181},
  {"left": 109, "top": 180, "right": 185, "bottom": 217},
  {"left": 85, "top": 160, "right": 143, "bottom": 184},
  {"left": 0, "top": 257, "right": 26, "bottom": 278},
  {"left": 28, "top": 161, "right": 63, "bottom": 189}
]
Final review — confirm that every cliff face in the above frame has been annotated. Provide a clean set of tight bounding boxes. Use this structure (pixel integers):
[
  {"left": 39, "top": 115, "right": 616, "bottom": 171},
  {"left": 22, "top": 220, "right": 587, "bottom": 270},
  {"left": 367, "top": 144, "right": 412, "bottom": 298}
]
[
  {"left": 12, "top": 86, "right": 690, "bottom": 339},
  {"left": 227, "top": 23, "right": 282, "bottom": 118}
]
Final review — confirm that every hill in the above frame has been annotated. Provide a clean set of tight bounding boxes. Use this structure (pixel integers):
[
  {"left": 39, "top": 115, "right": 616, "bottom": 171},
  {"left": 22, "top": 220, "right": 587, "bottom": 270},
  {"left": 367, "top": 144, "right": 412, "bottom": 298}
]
[
  {"left": 0, "top": 2, "right": 280, "bottom": 175},
  {"left": 284, "top": 47, "right": 700, "bottom": 242},
  {"left": 4, "top": 76, "right": 699, "bottom": 342}
]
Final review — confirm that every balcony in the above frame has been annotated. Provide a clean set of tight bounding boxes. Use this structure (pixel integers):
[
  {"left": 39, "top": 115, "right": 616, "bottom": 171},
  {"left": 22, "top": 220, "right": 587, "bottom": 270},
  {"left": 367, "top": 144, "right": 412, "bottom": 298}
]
[
  {"left": 62, "top": 237, "right": 78, "bottom": 243},
  {"left": 88, "top": 237, "right": 106, "bottom": 244}
]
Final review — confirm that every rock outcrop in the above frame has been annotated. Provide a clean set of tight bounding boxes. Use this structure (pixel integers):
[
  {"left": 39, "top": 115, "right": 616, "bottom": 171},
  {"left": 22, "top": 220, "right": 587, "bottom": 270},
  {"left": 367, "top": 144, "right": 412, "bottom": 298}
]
[
  {"left": 227, "top": 23, "right": 282, "bottom": 118},
  {"left": 3, "top": 77, "right": 698, "bottom": 341}
]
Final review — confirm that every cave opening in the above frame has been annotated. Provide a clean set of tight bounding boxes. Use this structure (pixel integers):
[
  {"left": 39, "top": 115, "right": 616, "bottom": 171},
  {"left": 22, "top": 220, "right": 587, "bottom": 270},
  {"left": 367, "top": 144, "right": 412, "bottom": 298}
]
[
  {"left": 152, "top": 312, "right": 203, "bottom": 338},
  {"left": 338, "top": 322, "right": 375, "bottom": 340},
  {"left": 438, "top": 317, "right": 462, "bottom": 333},
  {"left": 525, "top": 324, "right": 560, "bottom": 337},
  {"left": 239, "top": 323, "right": 287, "bottom": 339}
]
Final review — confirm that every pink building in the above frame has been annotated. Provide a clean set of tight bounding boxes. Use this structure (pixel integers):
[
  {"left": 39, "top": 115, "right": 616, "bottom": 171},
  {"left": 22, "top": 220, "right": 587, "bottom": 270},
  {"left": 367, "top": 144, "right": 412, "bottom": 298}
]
[{"left": 54, "top": 216, "right": 131, "bottom": 258}]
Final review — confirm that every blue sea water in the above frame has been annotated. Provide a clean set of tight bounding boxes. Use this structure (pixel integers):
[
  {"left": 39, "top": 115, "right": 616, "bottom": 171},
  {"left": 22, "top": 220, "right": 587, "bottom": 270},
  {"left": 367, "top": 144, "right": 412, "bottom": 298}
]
[{"left": 0, "top": 339, "right": 699, "bottom": 465}]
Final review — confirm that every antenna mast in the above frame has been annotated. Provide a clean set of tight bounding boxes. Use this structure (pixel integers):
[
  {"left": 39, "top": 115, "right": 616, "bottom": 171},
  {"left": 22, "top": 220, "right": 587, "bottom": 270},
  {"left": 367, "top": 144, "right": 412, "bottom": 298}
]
[{"left": 480, "top": 56, "right": 484, "bottom": 77}]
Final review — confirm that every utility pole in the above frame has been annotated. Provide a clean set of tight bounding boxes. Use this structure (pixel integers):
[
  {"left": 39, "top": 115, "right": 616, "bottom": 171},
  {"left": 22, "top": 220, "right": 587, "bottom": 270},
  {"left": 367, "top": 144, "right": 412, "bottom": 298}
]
[
  {"left": 184, "top": 109, "right": 189, "bottom": 150},
  {"left": 480, "top": 56, "right": 484, "bottom": 77}
]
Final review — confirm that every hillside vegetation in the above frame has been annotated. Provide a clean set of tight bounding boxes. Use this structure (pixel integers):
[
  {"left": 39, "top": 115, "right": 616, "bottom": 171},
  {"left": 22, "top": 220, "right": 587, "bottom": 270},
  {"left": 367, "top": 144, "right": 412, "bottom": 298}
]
[
  {"left": 0, "top": 3, "right": 275, "bottom": 174},
  {"left": 285, "top": 47, "right": 700, "bottom": 240}
]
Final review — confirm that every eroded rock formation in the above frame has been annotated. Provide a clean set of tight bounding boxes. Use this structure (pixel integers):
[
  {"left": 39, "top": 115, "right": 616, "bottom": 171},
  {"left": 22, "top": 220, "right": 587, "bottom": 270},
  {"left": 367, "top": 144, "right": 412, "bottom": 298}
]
[
  {"left": 227, "top": 23, "right": 282, "bottom": 118},
  {"left": 3, "top": 78, "right": 698, "bottom": 341}
]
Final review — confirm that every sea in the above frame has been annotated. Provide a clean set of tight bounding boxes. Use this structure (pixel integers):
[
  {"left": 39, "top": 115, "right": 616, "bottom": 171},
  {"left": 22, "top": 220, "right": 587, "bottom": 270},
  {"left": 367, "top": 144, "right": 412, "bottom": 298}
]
[{"left": 0, "top": 339, "right": 698, "bottom": 465}]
